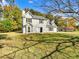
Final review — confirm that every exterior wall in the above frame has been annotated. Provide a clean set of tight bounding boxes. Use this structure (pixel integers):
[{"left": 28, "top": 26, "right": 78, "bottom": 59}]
[
  {"left": 24, "top": 19, "right": 57, "bottom": 33},
  {"left": 25, "top": 12, "right": 32, "bottom": 18},
  {"left": 22, "top": 11, "right": 58, "bottom": 34},
  {"left": 53, "top": 27, "right": 58, "bottom": 32},
  {"left": 32, "top": 19, "right": 49, "bottom": 33},
  {"left": 22, "top": 17, "right": 26, "bottom": 34}
]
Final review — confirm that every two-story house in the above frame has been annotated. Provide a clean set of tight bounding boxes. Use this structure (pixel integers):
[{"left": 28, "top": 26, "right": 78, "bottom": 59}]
[{"left": 22, "top": 10, "right": 58, "bottom": 34}]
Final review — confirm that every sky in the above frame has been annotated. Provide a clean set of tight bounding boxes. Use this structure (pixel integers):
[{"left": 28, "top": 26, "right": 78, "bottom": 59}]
[
  {"left": 14, "top": 0, "right": 78, "bottom": 14},
  {"left": 0, "top": 0, "right": 9, "bottom": 6},
  {"left": 0, "top": 0, "right": 47, "bottom": 13},
  {"left": 15, "top": 0, "right": 34, "bottom": 10},
  {"left": 1, "top": 0, "right": 78, "bottom": 17},
  {"left": 15, "top": 0, "right": 45, "bottom": 13}
]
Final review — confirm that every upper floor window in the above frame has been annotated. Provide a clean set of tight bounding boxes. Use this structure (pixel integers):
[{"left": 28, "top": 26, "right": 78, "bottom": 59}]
[
  {"left": 26, "top": 18, "right": 32, "bottom": 23},
  {"left": 39, "top": 19, "right": 43, "bottom": 23},
  {"left": 49, "top": 20, "right": 52, "bottom": 25}
]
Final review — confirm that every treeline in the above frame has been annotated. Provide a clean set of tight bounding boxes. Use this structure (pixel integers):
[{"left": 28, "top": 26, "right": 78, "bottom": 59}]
[{"left": 0, "top": 6, "right": 79, "bottom": 32}]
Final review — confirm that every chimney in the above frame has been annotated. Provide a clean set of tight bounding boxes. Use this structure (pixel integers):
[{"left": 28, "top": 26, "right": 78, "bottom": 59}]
[{"left": 22, "top": 10, "right": 25, "bottom": 17}]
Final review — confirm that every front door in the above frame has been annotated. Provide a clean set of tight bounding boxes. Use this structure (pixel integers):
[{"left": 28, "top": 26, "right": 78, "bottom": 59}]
[
  {"left": 28, "top": 26, "right": 30, "bottom": 32},
  {"left": 40, "top": 27, "right": 43, "bottom": 32}
]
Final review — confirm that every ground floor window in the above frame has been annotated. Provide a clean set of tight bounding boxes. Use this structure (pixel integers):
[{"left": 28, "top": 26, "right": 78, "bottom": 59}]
[{"left": 49, "top": 27, "right": 53, "bottom": 31}]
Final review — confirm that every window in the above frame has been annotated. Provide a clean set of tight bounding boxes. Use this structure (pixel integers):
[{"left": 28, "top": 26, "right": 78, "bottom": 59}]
[
  {"left": 26, "top": 18, "right": 32, "bottom": 23},
  {"left": 39, "top": 19, "right": 43, "bottom": 23},
  {"left": 49, "top": 20, "right": 52, "bottom": 25},
  {"left": 49, "top": 27, "right": 53, "bottom": 31}
]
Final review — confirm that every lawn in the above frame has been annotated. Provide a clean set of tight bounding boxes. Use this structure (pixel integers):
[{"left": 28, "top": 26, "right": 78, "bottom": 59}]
[{"left": 0, "top": 32, "right": 79, "bottom": 59}]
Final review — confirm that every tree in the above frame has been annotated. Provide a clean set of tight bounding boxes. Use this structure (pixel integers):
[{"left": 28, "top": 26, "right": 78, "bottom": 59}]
[
  {"left": 0, "top": 19, "right": 12, "bottom": 32},
  {"left": 0, "top": 0, "right": 15, "bottom": 20},
  {"left": 33, "top": 0, "right": 79, "bottom": 20},
  {"left": 6, "top": 0, "right": 15, "bottom": 6},
  {"left": 45, "top": 14, "right": 54, "bottom": 20},
  {"left": 66, "top": 18, "right": 76, "bottom": 27},
  {"left": 0, "top": 5, "right": 22, "bottom": 32}
]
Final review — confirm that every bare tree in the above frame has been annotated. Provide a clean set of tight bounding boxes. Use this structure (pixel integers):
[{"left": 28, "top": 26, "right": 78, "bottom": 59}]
[{"left": 32, "top": 0, "right": 79, "bottom": 20}]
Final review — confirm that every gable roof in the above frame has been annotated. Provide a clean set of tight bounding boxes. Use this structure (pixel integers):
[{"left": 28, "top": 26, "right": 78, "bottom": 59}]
[
  {"left": 25, "top": 11, "right": 48, "bottom": 20},
  {"left": 32, "top": 15, "right": 47, "bottom": 19}
]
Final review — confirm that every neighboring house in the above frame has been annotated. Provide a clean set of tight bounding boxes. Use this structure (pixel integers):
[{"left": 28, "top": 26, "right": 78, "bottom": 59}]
[{"left": 22, "top": 10, "right": 58, "bottom": 34}]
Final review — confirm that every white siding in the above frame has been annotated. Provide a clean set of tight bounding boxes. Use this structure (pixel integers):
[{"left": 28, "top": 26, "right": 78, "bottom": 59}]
[
  {"left": 53, "top": 28, "right": 58, "bottom": 32},
  {"left": 22, "top": 11, "right": 58, "bottom": 34},
  {"left": 22, "top": 17, "right": 26, "bottom": 34},
  {"left": 25, "top": 11, "right": 32, "bottom": 18}
]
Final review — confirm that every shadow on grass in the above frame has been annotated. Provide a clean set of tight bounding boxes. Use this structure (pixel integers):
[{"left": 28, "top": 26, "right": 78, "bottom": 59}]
[
  {"left": 0, "top": 33, "right": 79, "bottom": 59},
  {"left": 0, "top": 34, "right": 7, "bottom": 40}
]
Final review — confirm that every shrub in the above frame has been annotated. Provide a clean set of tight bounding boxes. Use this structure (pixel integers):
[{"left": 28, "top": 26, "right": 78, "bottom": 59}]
[
  {"left": 0, "top": 20, "right": 12, "bottom": 32},
  {"left": 0, "top": 19, "right": 21, "bottom": 32}
]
